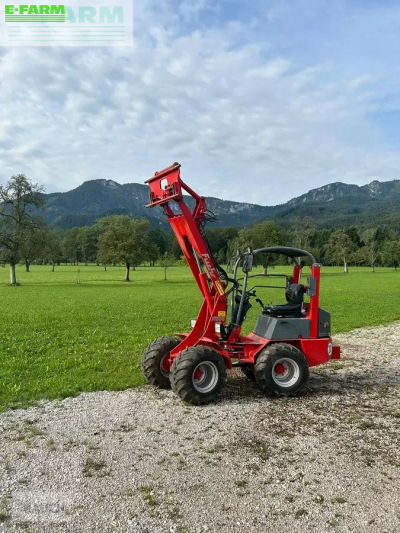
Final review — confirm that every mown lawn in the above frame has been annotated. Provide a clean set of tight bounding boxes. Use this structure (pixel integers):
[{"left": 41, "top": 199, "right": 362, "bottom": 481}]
[{"left": 0, "top": 264, "right": 399, "bottom": 410}]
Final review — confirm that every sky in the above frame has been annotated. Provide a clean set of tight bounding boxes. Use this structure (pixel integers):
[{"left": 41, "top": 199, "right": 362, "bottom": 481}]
[{"left": 0, "top": 0, "right": 400, "bottom": 204}]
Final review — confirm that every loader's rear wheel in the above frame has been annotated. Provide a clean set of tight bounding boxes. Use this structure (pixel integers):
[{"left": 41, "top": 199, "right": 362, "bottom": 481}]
[
  {"left": 170, "top": 346, "right": 227, "bottom": 405},
  {"left": 141, "top": 336, "right": 181, "bottom": 389},
  {"left": 254, "top": 343, "right": 309, "bottom": 396}
]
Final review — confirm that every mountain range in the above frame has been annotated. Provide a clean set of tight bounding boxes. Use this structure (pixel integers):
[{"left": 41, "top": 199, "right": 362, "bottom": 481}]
[{"left": 42, "top": 178, "right": 400, "bottom": 231}]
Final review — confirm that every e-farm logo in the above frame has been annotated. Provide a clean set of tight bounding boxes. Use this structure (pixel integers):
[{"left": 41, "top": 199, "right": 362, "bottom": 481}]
[
  {"left": 5, "top": 4, "right": 65, "bottom": 22},
  {"left": 1, "top": 0, "right": 133, "bottom": 46}
]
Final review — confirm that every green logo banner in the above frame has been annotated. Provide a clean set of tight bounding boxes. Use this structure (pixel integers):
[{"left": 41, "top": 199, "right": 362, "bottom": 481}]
[{"left": 1, "top": 0, "right": 133, "bottom": 46}]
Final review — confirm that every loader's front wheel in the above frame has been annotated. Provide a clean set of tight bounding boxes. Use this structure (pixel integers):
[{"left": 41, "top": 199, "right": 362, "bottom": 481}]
[
  {"left": 170, "top": 346, "right": 227, "bottom": 405},
  {"left": 141, "top": 336, "right": 181, "bottom": 389},
  {"left": 254, "top": 343, "right": 309, "bottom": 396}
]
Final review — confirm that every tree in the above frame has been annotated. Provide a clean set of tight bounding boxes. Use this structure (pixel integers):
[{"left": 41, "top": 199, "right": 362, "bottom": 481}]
[
  {"left": 0, "top": 174, "right": 44, "bottom": 285},
  {"left": 19, "top": 219, "right": 48, "bottom": 272},
  {"left": 291, "top": 217, "right": 314, "bottom": 250},
  {"left": 160, "top": 252, "right": 175, "bottom": 280},
  {"left": 62, "top": 227, "right": 82, "bottom": 265},
  {"left": 300, "top": 228, "right": 333, "bottom": 264},
  {"left": 374, "top": 226, "right": 392, "bottom": 247},
  {"left": 171, "top": 238, "right": 183, "bottom": 259},
  {"left": 97, "top": 216, "right": 152, "bottom": 281},
  {"left": 350, "top": 246, "right": 368, "bottom": 267},
  {"left": 230, "top": 221, "right": 282, "bottom": 273},
  {"left": 149, "top": 229, "right": 171, "bottom": 257},
  {"left": 40, "top": 229, "right": 62, "bottom": 271},
  {"left": 78, "top": 225, "right": 101, "bottom": 265},
  {"left": 361, "top": 228, "right": 381, "bottom": 272},
  {"left": 146, "top": 241, "right": 159, "bottom": 267},
  {"left": 382, "top": 240, "right": 400, "bottom": 270},
  {"left": 325, "top": 230, "right": 355, "bottom": 273},
  {"left": 204, "top": 227, "right": 238, "bottom": 265},
  {"left": 344, "top": 226, "right": 362, "bottom": 248}
]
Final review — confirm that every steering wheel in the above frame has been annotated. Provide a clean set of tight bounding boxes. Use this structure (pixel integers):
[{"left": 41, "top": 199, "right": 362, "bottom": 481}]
[{"left": 247, "top": 289, "right": 265, "bottom": 309}]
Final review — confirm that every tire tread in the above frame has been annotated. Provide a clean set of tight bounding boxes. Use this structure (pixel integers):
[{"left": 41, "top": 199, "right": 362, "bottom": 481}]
[
  {"left": 170, "top": 345, "right": 226, "bottom": 405},
  {"left": 141, "top": 336, "right": 180, "bottom": 389},
  {"left": 254, "top": 343, "right": 309, "bottom": 397}
]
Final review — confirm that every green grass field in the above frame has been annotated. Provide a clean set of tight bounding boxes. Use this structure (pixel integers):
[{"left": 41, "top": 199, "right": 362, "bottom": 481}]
[{"left": 0, "top": 264, "right": 399, "bottom": 410}]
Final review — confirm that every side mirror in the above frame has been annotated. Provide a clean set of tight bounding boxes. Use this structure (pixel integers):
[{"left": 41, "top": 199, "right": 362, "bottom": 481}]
[{"left": 242, "top": 253, "right": 253, "bottom": 273}]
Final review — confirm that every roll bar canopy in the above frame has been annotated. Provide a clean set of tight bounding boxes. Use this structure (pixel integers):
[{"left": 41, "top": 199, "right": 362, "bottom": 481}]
[{"left": 252, "top": 246, "right": 316, "bottom": 265}]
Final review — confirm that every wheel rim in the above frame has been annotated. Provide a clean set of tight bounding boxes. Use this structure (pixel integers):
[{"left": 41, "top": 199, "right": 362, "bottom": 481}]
[
  {"left": 272, "top": 357, "right": 300, "bottom": 388},
  {"left": 192, "top": 361, "right": 219, "bottom": 393},
  {"left": 160, "top": 354, "right": 170, "bottom": 377}
]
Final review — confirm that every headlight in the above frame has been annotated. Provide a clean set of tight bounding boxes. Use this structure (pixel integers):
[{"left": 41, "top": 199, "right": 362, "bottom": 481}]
[
  {"left": 327, "top": 342, "right": 332, "bottom": 356},
  {"left": 190, "top": 319, "right": 196, "bottom": 329},
  {"left": 215, "top": 322, "right": 222, "bottom": 334}
]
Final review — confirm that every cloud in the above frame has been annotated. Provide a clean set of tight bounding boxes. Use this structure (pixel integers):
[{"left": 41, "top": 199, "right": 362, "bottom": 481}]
[{"left": 0, "top": 0, "right": 399, "bottom": 204}]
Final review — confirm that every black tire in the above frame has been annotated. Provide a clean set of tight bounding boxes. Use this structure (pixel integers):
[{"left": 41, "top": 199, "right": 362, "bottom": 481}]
[
  {"left": 141, "top": 336, "right": 181, "bottom": 389},
  {"left": 240, "top": 364, "right": 255, "bottom": 381},
  {"left": 254, "top": 343, "right": 309, "bottom": 396},
  {"left": 170, "top": 345, "right": 227, "bottom": 405}
]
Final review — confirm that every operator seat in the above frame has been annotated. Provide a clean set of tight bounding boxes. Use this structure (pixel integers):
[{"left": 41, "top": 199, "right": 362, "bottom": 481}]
[{"left": 262, "top": 283, "right": 306, "bottom": 318}]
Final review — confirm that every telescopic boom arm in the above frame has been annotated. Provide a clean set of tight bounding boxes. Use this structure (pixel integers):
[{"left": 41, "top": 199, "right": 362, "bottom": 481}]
[{"left": 145, "top": 163, "right": 227, "bottom": 315}]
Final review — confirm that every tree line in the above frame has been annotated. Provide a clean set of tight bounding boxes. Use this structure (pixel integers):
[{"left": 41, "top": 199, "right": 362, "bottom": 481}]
[
  {"left": 0, "top": 174, "right": 176, "bottom": 284},
  {"left": 1, "top": 174, "right": 399, "bottom": 285},
  {"left": 217, "top": 220, "right": 400, "bottom": 273}
]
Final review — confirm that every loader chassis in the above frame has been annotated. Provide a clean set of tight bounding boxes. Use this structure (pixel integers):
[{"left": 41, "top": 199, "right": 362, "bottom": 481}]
[{"left": 142, "top": 163, "right": 340, "bottom": 404}]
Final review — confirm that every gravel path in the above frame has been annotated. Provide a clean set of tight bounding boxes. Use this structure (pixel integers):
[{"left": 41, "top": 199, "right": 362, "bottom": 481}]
[{"left": 0, "top": 323, "right": 399, "bottom": 533}]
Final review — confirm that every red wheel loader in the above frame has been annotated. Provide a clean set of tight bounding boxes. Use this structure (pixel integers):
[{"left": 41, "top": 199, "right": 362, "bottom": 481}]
[{"left": 142, "top": 163, "right": 340, "bottom": 405}]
